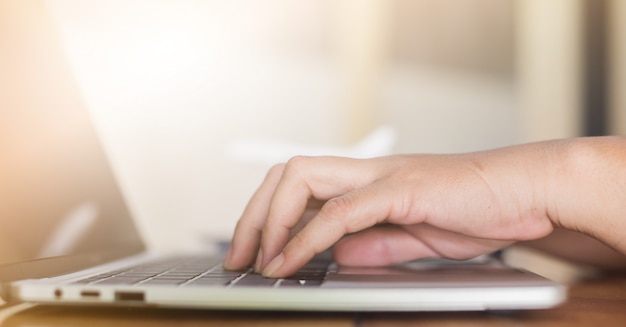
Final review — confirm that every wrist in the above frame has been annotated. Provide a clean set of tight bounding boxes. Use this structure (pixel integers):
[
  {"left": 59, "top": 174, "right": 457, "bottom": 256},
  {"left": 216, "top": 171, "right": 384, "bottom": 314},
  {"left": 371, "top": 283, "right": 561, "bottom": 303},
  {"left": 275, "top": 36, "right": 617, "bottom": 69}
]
[{"left": 545, "top": 137, "right": 626, "bottom": 254}]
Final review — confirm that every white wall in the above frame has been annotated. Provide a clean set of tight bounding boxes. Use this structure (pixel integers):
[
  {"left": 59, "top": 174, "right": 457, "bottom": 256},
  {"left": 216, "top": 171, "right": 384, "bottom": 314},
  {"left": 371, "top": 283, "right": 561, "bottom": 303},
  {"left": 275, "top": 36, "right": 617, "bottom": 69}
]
[
  {"left": 515, "top": 0, "right": 583, "bottom": 141},
  {"left": 610, "top": 0, "right": 626, "bottom": 135},
  {"left": 46, "top": 0, "right": 346, "bottom": 250}
]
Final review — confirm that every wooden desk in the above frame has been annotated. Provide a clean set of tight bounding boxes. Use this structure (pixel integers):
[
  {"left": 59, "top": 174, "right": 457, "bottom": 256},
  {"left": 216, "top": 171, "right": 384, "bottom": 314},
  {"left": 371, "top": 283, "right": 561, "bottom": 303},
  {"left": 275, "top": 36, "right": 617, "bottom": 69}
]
[{"left": 2, "top": 274, "right": 625, "bottom": 327}]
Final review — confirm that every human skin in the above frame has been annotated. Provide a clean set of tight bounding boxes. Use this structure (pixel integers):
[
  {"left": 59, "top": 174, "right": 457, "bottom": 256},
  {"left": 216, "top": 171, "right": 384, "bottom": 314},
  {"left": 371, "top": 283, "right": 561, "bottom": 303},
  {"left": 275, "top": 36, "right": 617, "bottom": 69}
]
[
  {"left": 520, "top": 228, "right": 626, "bottom": 270},
  {"left": 224, "top": 136, "right": 626, "bottom": 278}
]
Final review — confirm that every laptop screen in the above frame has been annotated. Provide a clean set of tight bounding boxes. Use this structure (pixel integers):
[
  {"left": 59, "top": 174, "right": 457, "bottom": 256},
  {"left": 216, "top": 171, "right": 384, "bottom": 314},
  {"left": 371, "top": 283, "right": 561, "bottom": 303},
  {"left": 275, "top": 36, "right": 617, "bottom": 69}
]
[{"left": 0, "top": 1, "right": 145, "bottom": 283}]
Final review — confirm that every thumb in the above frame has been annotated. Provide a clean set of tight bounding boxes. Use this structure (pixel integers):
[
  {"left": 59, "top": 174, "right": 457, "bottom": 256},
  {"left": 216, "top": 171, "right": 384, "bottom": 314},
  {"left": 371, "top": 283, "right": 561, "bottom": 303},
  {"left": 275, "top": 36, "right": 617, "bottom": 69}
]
[{"left": 332, "top": 225, "right": 438, "bottom": 267}]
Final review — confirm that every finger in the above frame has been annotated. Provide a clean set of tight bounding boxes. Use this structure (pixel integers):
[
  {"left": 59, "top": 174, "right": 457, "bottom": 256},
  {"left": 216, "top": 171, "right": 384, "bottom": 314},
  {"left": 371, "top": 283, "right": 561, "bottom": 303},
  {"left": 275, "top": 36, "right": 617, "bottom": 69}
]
[
  {"left": 399, "top": 224, "right": 512, "bottom": 260},
  {"left": 332, "top": 225, "right": 439, "bottom": 266},
  {"left": 262, "top": 181, "right": 394, "bottom": 278},
  {"left": 224, "top": 164, "right": 285, "bottom": 270},
  {"left": 258, "top": 156, "right": 376, "bottom": 270}
]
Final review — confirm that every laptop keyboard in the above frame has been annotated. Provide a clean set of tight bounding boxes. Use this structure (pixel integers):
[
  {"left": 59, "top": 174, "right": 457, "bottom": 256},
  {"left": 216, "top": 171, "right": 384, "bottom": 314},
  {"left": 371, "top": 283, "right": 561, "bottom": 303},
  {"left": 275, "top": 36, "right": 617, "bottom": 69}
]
[{"left": 72, "top": 255, "right": 331, "bottom": 288}]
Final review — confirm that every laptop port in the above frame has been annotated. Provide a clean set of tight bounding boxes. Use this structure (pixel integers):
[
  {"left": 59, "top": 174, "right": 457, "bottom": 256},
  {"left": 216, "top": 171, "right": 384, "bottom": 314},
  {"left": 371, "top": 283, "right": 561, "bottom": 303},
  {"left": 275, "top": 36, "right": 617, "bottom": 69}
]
[
  {"left": 80, "top": 290, "right": 100, "bottom": 298},
  {"left": 115, "top": 291, "right": 145, "bottom": 302}
]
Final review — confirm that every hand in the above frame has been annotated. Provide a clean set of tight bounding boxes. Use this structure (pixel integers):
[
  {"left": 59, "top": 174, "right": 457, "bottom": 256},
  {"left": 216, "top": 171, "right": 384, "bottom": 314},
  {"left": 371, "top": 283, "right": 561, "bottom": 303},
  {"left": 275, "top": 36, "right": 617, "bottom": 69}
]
[{"left": 224, "top": 140, "right": 565, "bottom": 278}]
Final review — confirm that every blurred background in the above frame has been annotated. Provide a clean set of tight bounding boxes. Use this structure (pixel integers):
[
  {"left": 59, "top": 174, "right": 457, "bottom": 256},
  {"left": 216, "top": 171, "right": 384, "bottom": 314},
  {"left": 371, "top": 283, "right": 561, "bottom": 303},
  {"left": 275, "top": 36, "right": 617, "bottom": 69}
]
[{"left": 1, "top": 0, "right": 624, "bottom": 252}]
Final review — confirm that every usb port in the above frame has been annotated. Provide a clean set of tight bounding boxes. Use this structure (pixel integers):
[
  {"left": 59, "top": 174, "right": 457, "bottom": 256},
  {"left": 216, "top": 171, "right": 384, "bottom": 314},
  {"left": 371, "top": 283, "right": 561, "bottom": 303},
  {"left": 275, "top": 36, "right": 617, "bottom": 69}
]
[
  {"left": 115, "top": 291, "right": 145, "bottom": 302},
  {"left": 80, "top": 290, "right": 100, "bottom": 298}
]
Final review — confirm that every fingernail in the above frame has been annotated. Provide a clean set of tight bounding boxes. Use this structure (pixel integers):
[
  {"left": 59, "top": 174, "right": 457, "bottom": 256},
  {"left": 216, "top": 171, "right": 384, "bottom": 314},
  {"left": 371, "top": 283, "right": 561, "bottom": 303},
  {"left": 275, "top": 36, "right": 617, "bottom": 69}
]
[
  {"left": 254, "top": 251, "right": 263, "bottom": 273},
  {"left": 262, "top": 253, "right": 284, "bottom": 278}
]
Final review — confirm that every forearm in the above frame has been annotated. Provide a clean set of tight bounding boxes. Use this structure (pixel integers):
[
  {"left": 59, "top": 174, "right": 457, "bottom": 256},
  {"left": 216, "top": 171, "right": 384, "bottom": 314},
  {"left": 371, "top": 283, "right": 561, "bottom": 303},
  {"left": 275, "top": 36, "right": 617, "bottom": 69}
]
[
  {"left": 545, "top": 136, "right": 626, "bottom": 256},
  {"left": 520, "top": 229, "right": 626, "bottom": 270}
]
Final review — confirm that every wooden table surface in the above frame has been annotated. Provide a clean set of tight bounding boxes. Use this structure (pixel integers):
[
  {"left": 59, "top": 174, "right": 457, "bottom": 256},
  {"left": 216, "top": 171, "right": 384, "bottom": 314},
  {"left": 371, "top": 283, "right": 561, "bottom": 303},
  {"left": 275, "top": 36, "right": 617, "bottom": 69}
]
[{"left": 1, "top": 274, "right": 625, "bottom": 327}]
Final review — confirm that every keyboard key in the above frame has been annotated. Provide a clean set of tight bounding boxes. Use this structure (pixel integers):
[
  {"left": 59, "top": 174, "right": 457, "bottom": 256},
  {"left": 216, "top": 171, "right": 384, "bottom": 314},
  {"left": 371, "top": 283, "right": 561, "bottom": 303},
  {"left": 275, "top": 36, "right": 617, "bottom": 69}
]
[
  {"left": 185, "top": 277, "right": 233, "bottom": 286},
  {"left": 141, "top": 279, "right": 187, "bottom": 285},
  {"left": 95, "top": 277, "right": 148, "bottom": 285}
]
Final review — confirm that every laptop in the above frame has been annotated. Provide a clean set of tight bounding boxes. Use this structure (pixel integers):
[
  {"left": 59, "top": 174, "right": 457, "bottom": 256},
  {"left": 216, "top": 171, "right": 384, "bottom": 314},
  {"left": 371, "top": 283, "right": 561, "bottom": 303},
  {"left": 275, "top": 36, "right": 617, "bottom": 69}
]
[{"left": 0, "top": 2, "right": 565, "bottom": 312}]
